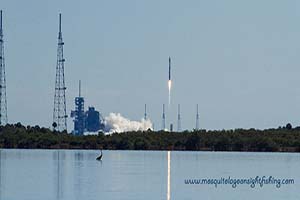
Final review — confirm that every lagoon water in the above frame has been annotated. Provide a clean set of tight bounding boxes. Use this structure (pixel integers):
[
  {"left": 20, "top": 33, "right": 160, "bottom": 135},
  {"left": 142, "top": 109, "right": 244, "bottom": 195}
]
[{"left": 0, "top": 149, "right": 299, "bottom": 200}]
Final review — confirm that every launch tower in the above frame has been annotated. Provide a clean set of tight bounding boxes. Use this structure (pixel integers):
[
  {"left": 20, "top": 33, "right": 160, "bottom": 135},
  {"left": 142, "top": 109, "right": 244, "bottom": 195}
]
[
  {"left": 196, "top": 104, "right": 199, "bottom": 130},
  {"left": 144, "top": 104, "right": 147, "bottom": 120},
  {"left": 177, "top": 104, "right": 181, "bottom": 132},
  {"left": 162, "top": 104, "right": 166, "bottom": 130},
  {"left": 53, "top": 13, "right": 67, "bottom": 131},
  {"left": 0, "top": 10, "right": 8, "bottom": 125}
]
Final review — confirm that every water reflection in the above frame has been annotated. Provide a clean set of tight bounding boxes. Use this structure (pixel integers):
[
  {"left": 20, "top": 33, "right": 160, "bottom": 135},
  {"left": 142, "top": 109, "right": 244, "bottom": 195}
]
[
  {"left": 0, "top": 150, "right": 6, "bottom": 199},
  {"left": 0, "top": 150, "right": 2, "bottom": 199},
  {"left": 54, "top": 150, "right": 65, "bottom": 200},
  {"left": 74, "top": 152, "right": 83, "bottom": 200},
  {"left": 0, "top": 150, "right": 298, "bottom": 200}
]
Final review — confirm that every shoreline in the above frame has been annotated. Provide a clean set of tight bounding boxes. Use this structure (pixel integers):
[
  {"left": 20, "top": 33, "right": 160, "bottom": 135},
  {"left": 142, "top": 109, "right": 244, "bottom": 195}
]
[{"left": 1, "top": 124, "right": 300, "bottom": 152}]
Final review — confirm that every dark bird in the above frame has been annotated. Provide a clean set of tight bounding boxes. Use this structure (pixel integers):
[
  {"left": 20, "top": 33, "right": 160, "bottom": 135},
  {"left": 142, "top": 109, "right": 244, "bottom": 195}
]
[{"left": 96, "top": 149, "right": 103, "bottom": 161}]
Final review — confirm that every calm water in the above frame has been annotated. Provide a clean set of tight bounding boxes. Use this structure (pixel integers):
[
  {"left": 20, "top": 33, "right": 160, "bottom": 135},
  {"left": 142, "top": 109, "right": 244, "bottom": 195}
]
[{"left": 0, "top": 149, "right": 299, "bottom": 200}]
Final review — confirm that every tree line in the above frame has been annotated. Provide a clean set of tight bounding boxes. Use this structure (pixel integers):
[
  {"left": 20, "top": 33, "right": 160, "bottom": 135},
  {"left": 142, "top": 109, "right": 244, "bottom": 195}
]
[{"left": 0, "top": 123, "right": 300, "bottom": 152}]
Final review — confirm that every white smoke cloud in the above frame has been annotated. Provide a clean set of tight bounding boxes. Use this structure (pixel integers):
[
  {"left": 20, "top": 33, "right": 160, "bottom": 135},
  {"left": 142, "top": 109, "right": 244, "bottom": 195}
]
[
  {"left": 83, "top": 113, "right": 153, "bottom": 135},
  {"left": 103, "top": 113, "right": 153, "bottom": 134}
]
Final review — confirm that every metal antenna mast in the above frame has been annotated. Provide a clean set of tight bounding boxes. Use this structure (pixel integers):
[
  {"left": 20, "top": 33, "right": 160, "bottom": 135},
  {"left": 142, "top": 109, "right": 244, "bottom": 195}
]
[
  {"left": 53, "top": 13, "right": 67, "bottom": 131},
  {"left": 196, "top": 104, "right": 199, "bottom": 130},
  {"left": 177, "top": 104, "right": 181, "bottom": 132},
  {"left": 79, "top": 80, "right": 81, "bottom": 97},
  {"left": 0, "top": 10, "right": 8, "bottom": 125},
  {"left": 144, "top": 104, "right": 147, "bottom": 120},
  {"left": 162, "top": 104, "right": 166, "bottom": 130}
]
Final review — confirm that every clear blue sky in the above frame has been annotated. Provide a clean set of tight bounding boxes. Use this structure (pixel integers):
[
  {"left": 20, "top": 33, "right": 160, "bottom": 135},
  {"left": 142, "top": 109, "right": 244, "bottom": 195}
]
[{"left": 2, "top": 0, "right": 300, "bottom": 131}]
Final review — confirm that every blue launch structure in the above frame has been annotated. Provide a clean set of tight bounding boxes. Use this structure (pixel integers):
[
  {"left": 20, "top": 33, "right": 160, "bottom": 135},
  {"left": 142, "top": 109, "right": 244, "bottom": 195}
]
[
  {"left": 85, "top": 107, "right": 105, "bottom": 132},
  {"left": 71, "top": 81, "right": 85, "bottom": 135},
  {"left": 71, "top": 81, "right": 105, "bottom": 135}
]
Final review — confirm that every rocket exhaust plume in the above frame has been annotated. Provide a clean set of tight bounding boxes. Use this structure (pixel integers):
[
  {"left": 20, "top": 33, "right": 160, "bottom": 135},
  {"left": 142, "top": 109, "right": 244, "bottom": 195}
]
[
  {"left": 103, "top": 113, "right": 153, "bottom": 134},
  {"left": 168, "top": 57, "right": 172, "bottom": 106},
  {"left": 84, "top": 113, "right": 153, "bottom": 135}
]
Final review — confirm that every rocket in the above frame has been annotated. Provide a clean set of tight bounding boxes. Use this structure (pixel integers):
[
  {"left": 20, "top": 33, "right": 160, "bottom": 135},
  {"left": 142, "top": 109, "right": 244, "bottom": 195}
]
[
  {"left": 168, "top": 57, "right": 171, "bottom": 80},
  {"left": 167, "top": 57, "right": 172, "bottom": 106}
]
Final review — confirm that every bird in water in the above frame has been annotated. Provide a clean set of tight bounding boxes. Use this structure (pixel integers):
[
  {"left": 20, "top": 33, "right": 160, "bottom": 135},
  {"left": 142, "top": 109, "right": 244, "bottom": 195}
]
[{"left": 96, "top": 149, "right": 103, "bottom": 161}]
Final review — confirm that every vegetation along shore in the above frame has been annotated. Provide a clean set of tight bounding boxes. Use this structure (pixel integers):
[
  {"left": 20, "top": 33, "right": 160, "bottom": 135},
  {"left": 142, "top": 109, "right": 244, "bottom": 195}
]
[{"left": 0, "top": 123, "right": 300, "bottom": 152}]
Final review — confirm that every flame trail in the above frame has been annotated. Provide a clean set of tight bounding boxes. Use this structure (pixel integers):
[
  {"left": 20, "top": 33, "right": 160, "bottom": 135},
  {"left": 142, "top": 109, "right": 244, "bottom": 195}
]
[
  {"left": 168, "top": 80, "right": 172, "bottom": 106},
  {"left": 167, "top": 151, "right": 171, "bottom": 200}
]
